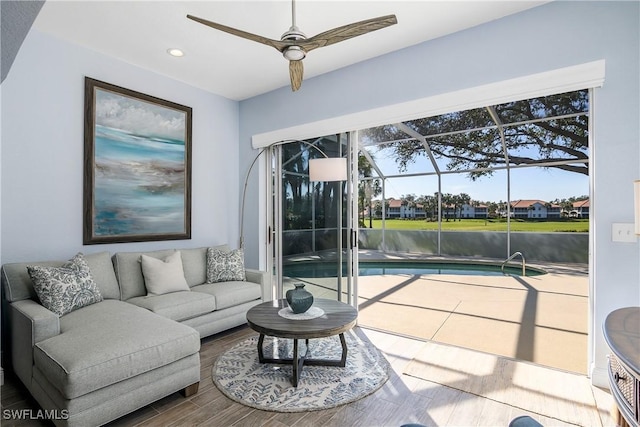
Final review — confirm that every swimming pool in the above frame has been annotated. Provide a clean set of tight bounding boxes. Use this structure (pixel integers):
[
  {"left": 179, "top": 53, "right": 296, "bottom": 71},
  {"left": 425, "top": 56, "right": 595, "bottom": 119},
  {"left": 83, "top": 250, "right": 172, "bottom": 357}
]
[{"left": 283, "top": 260, "right": 546, "bottom": 278}]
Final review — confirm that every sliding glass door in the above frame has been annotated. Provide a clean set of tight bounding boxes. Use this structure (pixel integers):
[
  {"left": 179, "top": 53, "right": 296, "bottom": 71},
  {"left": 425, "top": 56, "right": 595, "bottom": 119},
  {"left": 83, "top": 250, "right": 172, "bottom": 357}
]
[{"left": 268, "top": 133, "right": 357, "bottom": 305}]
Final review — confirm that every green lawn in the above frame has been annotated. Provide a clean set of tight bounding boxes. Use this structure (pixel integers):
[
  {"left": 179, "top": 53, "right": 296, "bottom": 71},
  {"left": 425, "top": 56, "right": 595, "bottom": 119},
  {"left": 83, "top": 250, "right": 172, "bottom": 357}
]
[{"left": 363, "top": 218, "right": 589, "bottom": 232}]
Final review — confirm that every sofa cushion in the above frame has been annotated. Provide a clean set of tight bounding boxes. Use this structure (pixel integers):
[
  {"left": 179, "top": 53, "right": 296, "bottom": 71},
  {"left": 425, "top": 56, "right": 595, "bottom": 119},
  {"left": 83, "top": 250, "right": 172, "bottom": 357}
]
[
  {"left": 140, "top": 252, "right": 190, "bottom": 296},
  {"left": 33, "top": 300, "right": 200, "bottom": 399},
  {"left": 206, "top": 248, "right": 246, "bottom": 283},
  {"left": 113, "top": 246, "right": 230, "bottom": 299},
  {"left": 127, "top": 291, "right": 216, "bottom": 321},
  {"left": 179, "top": 247, "right": 207, "bottom": 286},
  {"left": 180, "top": 245, "right": 228, "bottom": 287},
  {"left": 1, "top": 251, "right": 119, "bottom": 303},
  {"left": 113, "top": 250, "right": 175, "bottom": 300},
  {"left": 191, "top": 281, "right": 260, "bottom": 310},
  {"left": 83, "top": 251, "right": 121, "bottom": 299},
  {"left": 27, "top": 253, "right": 103, "bottom": 316}
]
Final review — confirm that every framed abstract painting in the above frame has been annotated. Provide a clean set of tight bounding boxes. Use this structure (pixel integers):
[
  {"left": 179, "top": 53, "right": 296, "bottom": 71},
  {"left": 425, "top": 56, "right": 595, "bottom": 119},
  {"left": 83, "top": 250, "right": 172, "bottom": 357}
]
[{"left": 83, "top": 77, "right": 192, "bottom": 244}]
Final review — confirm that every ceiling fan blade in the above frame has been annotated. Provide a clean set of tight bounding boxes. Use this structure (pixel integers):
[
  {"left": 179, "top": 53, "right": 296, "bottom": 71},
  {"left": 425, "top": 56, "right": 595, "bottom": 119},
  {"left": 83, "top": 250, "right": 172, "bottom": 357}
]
[
  {"left": 289, "top": 60, "right": 304, "bottom": 91},
  {"left": 299, "top": 14, "right": 397, "bottom": 52},
  {"left": 187, "top": 14, "right": 288, "bottom": 52}
]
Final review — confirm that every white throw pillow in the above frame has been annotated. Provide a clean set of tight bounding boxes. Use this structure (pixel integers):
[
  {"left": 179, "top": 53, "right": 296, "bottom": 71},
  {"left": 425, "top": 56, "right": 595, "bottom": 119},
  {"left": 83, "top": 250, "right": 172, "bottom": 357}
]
[{"left": 140, "top": 251, "right": 190, "bottom": 296}]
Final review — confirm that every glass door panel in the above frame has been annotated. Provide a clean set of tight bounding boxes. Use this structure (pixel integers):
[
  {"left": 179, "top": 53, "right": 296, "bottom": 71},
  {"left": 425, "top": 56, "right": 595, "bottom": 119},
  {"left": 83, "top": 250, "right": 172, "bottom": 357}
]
[{"left": 273, "top": 134, "right": 355, "bottom": 304}]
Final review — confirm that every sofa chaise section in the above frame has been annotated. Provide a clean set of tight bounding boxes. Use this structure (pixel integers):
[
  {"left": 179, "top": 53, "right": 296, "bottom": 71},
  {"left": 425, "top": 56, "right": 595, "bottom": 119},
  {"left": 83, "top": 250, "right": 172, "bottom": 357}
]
[
  {"left": 1, "top": 252, "right": 202, "bottom": 427},
  {"left": 33, "top": 300, "right": 199, "bottom": 400},
  {"left": 32, "top": 300, "right": 200, "bottom": 426}
]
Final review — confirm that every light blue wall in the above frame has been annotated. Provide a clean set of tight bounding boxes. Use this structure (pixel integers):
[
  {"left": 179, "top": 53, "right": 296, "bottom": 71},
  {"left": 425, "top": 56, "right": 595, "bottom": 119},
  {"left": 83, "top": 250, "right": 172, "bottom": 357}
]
[
  {"left": 239, "top": 1, "right": 640, "bottom": 384},
  {"left": 1, "top": 29, "right": 240, "bottom": 263}
]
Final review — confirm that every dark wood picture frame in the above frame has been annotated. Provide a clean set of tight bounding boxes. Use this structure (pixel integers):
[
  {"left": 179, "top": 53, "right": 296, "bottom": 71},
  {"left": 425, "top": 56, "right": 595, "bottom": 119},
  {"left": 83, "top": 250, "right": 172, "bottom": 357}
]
[{"left": 83, "top": 77, "right": 192, "bottom": 244}]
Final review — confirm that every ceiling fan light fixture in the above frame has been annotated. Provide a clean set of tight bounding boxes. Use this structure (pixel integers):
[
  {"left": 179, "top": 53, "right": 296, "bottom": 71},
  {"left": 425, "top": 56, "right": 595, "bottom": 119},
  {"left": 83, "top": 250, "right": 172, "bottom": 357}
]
[{"left": 283, "top": 46, "right": 305, "bottom": 61}]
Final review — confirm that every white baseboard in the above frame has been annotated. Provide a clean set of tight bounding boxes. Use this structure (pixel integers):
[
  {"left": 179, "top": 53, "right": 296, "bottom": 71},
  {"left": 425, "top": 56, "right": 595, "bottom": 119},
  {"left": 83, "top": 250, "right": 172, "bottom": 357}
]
[{"left": 591, "top": 365, "right": 609, "bottom": 389}]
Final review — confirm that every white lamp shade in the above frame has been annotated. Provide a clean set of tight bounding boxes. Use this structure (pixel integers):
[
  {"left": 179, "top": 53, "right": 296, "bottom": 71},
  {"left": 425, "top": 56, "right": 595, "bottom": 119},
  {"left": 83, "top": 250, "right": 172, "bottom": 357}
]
[
  {"left": 309, "top": 157, "right": 347, "bottom": 182},
  {"left": 635, "top": 180, "right": 640, "bottom": 235}
]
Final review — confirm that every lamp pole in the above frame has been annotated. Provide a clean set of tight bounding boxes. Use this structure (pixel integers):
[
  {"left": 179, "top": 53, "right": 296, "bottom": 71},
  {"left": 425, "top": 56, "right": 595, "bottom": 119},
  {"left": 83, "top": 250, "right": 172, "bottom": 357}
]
[{"left": 239, "top": 139, "right": 347, "bottom": 250}]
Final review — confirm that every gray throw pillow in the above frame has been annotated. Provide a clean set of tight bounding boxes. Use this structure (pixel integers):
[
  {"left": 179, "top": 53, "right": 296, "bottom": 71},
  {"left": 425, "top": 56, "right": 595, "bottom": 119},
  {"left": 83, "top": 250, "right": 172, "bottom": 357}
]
[
  {"left": 140, "top": 251, "right": 190, "bottom": 296},
  {"left": 206, "top": 248, "right": 246, "bottom": 283},
  {"left": 27, "top": 253, "right": 104, "bottom": 316}
]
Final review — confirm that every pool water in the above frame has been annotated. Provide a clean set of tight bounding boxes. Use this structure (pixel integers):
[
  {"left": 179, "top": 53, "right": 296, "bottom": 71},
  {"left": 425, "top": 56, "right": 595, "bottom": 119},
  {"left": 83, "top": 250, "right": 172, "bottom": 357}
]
[{"left": 283, "top": 261, "right": 545, "bottom": 278}]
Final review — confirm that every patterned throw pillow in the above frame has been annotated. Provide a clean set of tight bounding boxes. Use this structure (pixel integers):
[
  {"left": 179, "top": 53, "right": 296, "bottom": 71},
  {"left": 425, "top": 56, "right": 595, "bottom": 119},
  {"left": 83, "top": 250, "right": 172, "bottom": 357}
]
[
  {"left": 206, "top": 248, "right": 246, "bottom": 283},
  {"left": 27, "top": 253, "right": 103, "bottom": 316}
]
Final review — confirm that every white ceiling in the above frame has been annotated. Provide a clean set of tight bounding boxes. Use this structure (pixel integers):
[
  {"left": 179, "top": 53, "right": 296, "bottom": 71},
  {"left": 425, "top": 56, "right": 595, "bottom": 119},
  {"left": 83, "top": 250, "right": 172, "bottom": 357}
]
[{"left": 33, "top": 1, "right": 548, "bottom": 101}]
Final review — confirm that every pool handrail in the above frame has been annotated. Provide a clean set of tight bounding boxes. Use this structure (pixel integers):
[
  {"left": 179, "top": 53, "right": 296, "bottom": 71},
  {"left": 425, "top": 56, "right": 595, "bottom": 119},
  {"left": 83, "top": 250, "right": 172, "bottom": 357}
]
[{"left": 502, "top": 251, "right": 526, "bottom": 276}]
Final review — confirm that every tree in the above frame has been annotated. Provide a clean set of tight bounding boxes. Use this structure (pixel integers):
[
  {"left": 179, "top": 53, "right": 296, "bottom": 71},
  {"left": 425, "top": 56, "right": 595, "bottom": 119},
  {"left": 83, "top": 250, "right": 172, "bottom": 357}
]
[
  {"left": 417, "top": 194, "right": 438, "bottom": 220},
  {"left": 454, "top": 193, "right": 471, "bottom": 220},
  {"left": 372, "top": 200, "right": 380, "bottom": 218},
  {"left": 358, "top": 154, "right": 382, "bottom": 227},
  {"left": 281, "top": 143, "right": 311, "bottom": 230},
  {"left": 552, "top": 198, "right": 579, "bottom": 218},
  {"left": 360, "top": 90, "right": 589, "bottom": 180},
  {"left": 281, "top": 137, "right": 346, "bottom": 230},
  {"left": 373, "top": 199, "right": 389, "bottom": 218},
  {"left": 439, "top": 193, "right": 455, "bottom": 221},
  {"left": 400, "top": 194, "right": 417, "bottom": 218},
  {"left": 487, "top": 201, "right": 499, "bottom": 218},
  {"left": 497, "top": 200, "right": 509, "bottom": 218}
]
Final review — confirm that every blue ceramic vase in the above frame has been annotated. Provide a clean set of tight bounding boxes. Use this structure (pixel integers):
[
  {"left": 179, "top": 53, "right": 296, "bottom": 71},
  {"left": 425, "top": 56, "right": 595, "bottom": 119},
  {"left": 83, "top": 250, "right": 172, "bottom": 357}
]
[{"left": 286, "top": 283, "right": 314, "bottom": 314}]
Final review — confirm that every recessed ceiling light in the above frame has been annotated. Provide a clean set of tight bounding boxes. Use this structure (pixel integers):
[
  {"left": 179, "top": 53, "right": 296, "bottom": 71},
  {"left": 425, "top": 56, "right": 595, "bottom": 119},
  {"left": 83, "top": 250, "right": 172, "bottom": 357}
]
[{"left": 167, "top": 48, "right": 184, "bottom": 57}]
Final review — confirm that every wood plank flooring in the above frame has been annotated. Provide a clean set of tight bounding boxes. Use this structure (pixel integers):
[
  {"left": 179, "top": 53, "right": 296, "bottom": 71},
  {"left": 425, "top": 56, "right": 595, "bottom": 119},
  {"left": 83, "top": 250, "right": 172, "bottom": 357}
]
[{"left": 1, "top": 325, "right": 616, "bottom": 427}]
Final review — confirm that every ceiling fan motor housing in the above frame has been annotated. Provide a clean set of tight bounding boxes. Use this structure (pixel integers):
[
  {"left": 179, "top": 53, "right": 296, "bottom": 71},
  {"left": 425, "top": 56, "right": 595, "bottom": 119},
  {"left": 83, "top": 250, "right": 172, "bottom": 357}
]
[{"left": 281, "top": 26, "right": 307, "bottom": 60}]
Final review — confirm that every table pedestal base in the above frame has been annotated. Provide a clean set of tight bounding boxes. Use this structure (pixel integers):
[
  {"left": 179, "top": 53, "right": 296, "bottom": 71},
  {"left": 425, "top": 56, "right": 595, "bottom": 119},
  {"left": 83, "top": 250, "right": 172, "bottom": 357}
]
[{"left": 257, "top": 333, "right": 348, "bottom": 387}]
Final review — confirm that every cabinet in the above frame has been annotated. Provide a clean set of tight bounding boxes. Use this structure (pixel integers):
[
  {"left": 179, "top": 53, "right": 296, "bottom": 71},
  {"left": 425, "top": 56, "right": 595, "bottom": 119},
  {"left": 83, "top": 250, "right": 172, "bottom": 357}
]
[{"left": 604, "top": 307, "right": 640, "bottom": 427}]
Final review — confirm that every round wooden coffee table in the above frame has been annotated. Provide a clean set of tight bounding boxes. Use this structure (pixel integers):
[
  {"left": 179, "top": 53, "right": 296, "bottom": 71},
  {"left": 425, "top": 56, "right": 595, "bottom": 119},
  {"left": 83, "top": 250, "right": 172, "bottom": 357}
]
[{"left": 246, "top": 298, "right": 358, "bottom": 387}]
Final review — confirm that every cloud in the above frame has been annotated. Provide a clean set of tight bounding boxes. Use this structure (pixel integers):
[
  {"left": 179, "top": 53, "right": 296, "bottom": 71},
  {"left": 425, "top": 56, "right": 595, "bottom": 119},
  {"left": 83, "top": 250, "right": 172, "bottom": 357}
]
[{"left": 95, "top": 89, "right": 186, "bottom": 141}]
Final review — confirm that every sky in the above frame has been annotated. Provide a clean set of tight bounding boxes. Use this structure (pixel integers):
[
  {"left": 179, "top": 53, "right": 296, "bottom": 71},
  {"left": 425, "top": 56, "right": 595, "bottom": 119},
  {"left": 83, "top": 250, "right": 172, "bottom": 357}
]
[{"left": 368, "top": 155, "right": 589, "bottom": 203}]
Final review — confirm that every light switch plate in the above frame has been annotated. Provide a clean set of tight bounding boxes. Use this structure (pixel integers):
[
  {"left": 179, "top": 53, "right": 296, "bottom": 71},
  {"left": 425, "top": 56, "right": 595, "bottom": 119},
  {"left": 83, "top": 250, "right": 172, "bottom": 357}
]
[{"left": 612, "top": 223, "right": 637, "bottom": 242}]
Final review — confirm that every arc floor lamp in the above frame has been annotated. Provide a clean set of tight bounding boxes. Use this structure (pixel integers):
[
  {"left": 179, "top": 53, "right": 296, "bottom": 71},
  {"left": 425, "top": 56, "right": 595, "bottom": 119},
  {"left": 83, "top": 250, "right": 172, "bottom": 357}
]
[
  {"left": 635, "top": 179, "right": 640, "bottom": 235},
  {"left": 239, "top": 139, "right": 348, "bottom": 249}
]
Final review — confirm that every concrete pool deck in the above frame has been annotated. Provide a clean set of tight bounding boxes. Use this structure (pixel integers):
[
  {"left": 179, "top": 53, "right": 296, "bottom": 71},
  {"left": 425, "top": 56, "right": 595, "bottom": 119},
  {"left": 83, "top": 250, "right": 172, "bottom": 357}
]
[{"left": 283, "top": 251, "right": 589, "bottom": 374}]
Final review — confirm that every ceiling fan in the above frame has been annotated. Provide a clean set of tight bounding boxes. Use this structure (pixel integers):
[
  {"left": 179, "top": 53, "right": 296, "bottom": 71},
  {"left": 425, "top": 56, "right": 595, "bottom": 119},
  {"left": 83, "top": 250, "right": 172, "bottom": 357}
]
[{"left": 187, "top": 1, "right": 397, "bottom": 92}]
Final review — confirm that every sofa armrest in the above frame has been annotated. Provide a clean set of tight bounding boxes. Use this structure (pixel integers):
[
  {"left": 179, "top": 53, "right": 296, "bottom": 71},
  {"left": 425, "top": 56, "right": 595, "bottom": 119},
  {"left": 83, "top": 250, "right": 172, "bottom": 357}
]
[
  {"left": 245, "top": 269, "right": 272, "bottom": 302},
  {"left": 9, "top": 299, "right": 60, "bottom": 386}
]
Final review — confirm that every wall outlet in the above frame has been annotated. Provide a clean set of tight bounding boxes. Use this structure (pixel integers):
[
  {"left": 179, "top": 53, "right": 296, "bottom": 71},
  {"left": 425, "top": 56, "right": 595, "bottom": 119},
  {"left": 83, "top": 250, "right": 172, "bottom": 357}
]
[{"left": 611, "top": 223, "right": 637, "bottom": 243}]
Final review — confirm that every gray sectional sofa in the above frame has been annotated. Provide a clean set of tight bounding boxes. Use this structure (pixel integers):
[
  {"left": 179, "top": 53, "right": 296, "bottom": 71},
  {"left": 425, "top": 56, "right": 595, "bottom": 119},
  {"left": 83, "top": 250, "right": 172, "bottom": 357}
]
[{"left": 1, "top": 246, "right": 270, "bottom": 427}]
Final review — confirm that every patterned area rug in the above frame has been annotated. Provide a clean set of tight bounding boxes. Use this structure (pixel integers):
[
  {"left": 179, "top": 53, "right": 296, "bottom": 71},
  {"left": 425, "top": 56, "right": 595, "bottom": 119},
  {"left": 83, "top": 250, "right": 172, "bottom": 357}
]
[{"left": 212, "top": 330, "right": 390, "bottom": 412}]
